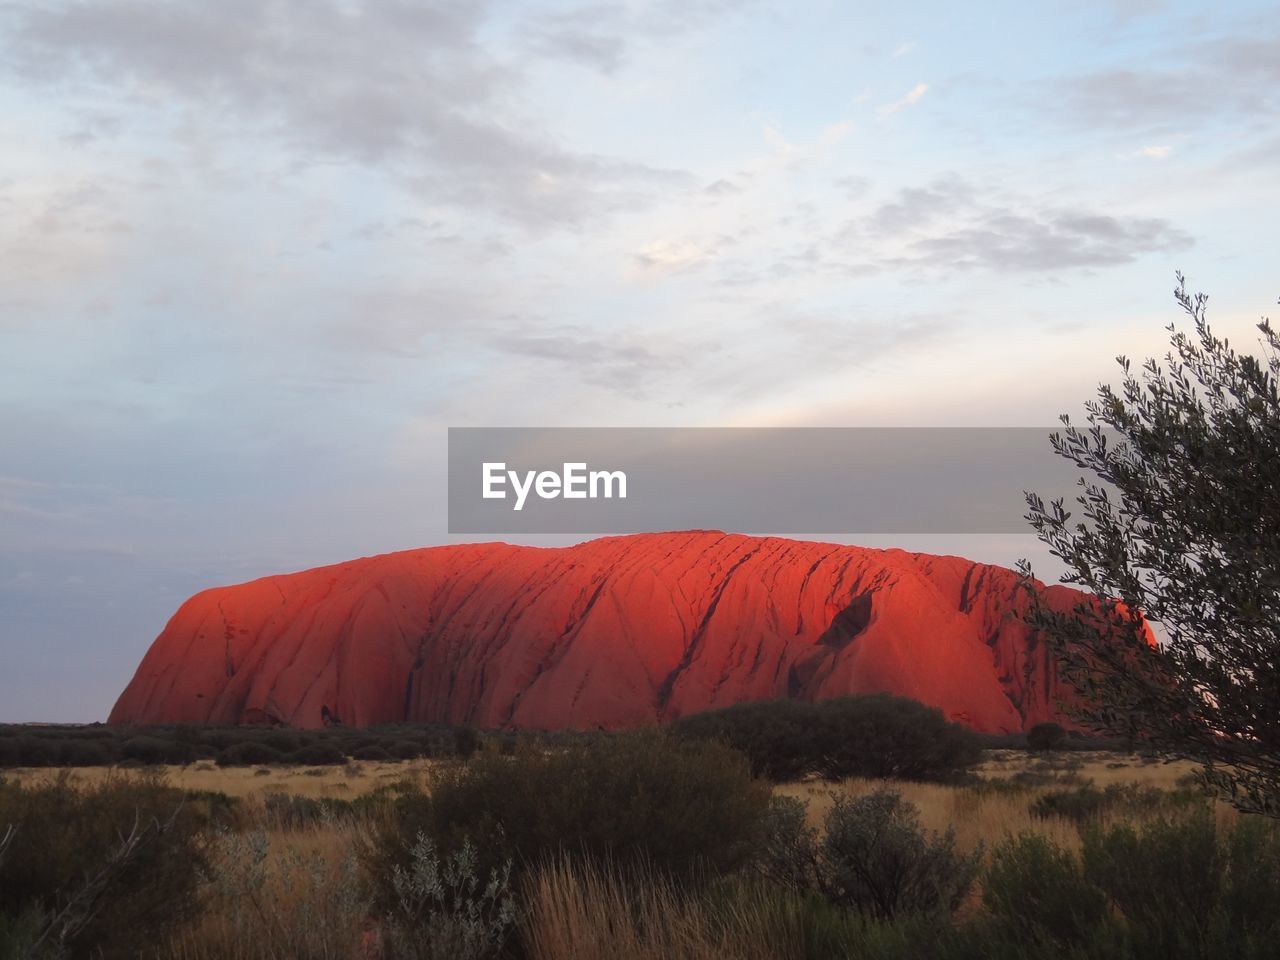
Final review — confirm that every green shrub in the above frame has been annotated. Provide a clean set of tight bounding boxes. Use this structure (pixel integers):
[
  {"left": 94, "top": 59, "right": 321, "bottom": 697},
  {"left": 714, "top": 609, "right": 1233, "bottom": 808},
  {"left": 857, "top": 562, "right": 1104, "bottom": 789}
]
[
  {"left": 216, "top": 742, "right": 284, "bottom": 767},
  {"left": 816, "top": 696, "right": 981, "bottom": 781},
  {"left": 388, "top": 741, "right": 424, "bottom": 760},
  {"left": 60, "top": 739, "right": 115, "bottom": 766},
  {"left": 1026, "top": 722, "right": 1067, "bottom": 751},
  {"left": 365, "top": 731, "right": 770, "bottom": 896},
  {"left": 1030, "top": 782, "right": 1204, "bottom": 824},
  {"left": 758, "top": 789, "right": 980, "bottom": 921},
  {"left": 671, "top": 694, "right": 981, "bottom": 783},
  {"left": 983, "top": 833, "right": 1108, "bottom": 948},
  {"left": 819, "top": 790, "right": 981, "bottom": 919},
  {"left": 0, "top": 773, "right": 209, "bottom": 959},
  {"left": 353, "top": 744, "right": 394, "bottom": 762},
  {"left": 121, "top": 735, "right": 193, "bottom": 765},
  {"left": 285, "top": 743, "right": 347, "bottom": 766},
  {"left": 453, "top": 726, "right": 482, "bottom": 760},
  {"left": 968, "top": 812, "right": 1280, "bottom": 960},
  {"left": 670, "top": 699, "right": 817, "bottom": 780},
  {"left": 755, "top": 796, "right": 819, "bottom": 892}
]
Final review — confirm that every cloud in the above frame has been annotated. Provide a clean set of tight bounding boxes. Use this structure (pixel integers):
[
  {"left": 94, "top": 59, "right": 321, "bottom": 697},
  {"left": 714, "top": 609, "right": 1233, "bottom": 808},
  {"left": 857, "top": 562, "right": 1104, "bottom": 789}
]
[
  {"left": 892, "top": 41, "right": 916, "bottom": 57},
  {"left": 1041, "top": 28, "right": 1280, "bottom": 134},
  {"left": 1130, "top": 144, "right": 1171, "bottom": 159},
  {"left": 516, "top": 0, "right": 758, "bottom": 73},
  {"left": 878, "top": 82, "right": 929, "bottom": 116},
  {"left": 847, "top": 176, "right": 1193, "bottom": 273},
  {"left": 1, "top": 0, "right": 691, "bottom": 226},
  {"left": 489, "top": 325, "right": 700, "bottom": 395},
  {"left": 633, "top": 239, "right": 721, "bottom": 274}
]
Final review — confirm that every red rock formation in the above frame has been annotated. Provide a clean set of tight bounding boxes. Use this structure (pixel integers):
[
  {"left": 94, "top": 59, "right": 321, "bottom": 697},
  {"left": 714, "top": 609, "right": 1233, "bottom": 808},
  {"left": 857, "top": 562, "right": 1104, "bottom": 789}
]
[{"left": 109, "top": 531, "right": 1101, "bottom": 732}]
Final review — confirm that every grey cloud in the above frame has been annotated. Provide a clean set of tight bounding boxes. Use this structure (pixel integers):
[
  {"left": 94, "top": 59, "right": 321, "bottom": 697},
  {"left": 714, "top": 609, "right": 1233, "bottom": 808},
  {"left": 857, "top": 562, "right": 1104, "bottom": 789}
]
[
  {"left": 517, "top": 0, "right": 757, "bottom": 73},
  {"left": 905, "top": 212, "right": 1191, "bottom": 271},
  {"left": 868, "top": 177, "right": 974, "bottom": 234},
  {"left": 491, "top": 325, "right": 703, "bottom": 396},
  {"left": 2, "top": 0, "right": 691, "bottom": 226},
  {"left": 859, "top": 177, "right": 1192, "bottom": 272},
  {"left": 1043, "top": 27, "right": 1280, "bottom": 133}
]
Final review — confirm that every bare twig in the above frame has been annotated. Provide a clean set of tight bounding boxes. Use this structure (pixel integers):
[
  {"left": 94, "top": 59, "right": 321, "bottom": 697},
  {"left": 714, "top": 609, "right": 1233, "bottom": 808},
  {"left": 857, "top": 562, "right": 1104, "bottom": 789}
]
[
  {"left": 0, "top": 823, "right": 16, "bottom": 873},
  {"left": 29, "top": 806, "right": 184, "bottom": 959}
]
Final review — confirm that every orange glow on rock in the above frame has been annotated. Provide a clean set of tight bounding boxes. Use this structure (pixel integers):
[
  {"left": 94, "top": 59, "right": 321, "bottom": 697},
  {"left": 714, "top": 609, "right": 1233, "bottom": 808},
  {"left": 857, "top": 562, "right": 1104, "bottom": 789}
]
[{"left": 108, "top": 531, "right": 1108, "bottom": 733}]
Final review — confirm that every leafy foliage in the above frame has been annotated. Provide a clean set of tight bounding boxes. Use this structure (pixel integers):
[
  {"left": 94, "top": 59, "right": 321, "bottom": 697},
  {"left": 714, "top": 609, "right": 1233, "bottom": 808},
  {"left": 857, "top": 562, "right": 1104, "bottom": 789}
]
[
  {"left": 0, "top": 774, "right": 209, "bottom": 959},
  {"left": 758, "top": 789, "right": 981, "bottom": 920},
  {"left": 977, "top": 812, "right": 1280, "bottom": 960},
  {"left": 1028, "top": 782, "right": 1204, "bottom": 824},
  {"left": 1026, "top": 722, "right": 1066, "bottom": 751},
  {"left": 383, "top": 833, "right": 516, "bottom": 960},
  {"left": 1022, "top": 275, "right": 1280, "bottom": 815},
  {"left": 671, "top": 694, "right": 981, "bottom": 783},
  {"left": 982, "top": 833, "right": 1108, "bottom": 949},
  {"left": 365, "top": 731, "right": 771, "bottom": 893}
]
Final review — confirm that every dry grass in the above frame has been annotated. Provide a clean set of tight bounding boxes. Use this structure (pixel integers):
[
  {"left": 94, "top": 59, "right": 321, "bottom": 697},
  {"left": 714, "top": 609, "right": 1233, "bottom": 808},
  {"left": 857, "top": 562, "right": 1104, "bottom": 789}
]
[
  {"left": 777, "top": 750, "right": 1228, "bottom": 856},
  {"left": 4, "top": 749, "right": 1236, "bottom": 959},
  {"left": 523, "top": 859, "right": 839, "bottom": 960},
  {"left": 2, "top": 759, "right": 435, "bottom": 799}
]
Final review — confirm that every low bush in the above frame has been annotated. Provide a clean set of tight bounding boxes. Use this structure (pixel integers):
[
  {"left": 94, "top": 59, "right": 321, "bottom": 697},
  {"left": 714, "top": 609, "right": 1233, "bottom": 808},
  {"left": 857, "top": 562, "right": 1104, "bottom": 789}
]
[
  {"left": 758, "top": 789, "right": 981, "bottom": 921},
  {"left": 1026, "top": 722, "right": 1066, "bottom": 751},
  {"left": 973, "top": 813, "right": 1280, "bottom": 960},
  {"left": 1029, "top": 782, "right": 1204, "bottom": 824},
  {"left": 286, "top": 743, "right": 347, "bottom": 766},
  {"left": 983, "top": 833, "right": 1108, "bottom": 949},
  {"left": 353, "top": 744, "right": 394, "bottom": 762},
  {"left": 383, "top": 833, "right": 516, "bottom": 960},
  {"left": 671, "top": 694, "right": 980, "bottom": 783},
  {"left": 670, "top": 699, "right": 817, "bottom": 780},
  {"left": 816, "top": 696, "right": 982, "bottom": 781},
  {"left": 215, "top": 742, "right": 284, "bottom": 767},
  {"left": 0, "top": 773, "right": 210, "bottom": 959},
  {"left": 121, "top": 735, "right": 193, "bottom": 765},
  {"left": 364, "top": 731, "right": 771, "bottom": 898}
]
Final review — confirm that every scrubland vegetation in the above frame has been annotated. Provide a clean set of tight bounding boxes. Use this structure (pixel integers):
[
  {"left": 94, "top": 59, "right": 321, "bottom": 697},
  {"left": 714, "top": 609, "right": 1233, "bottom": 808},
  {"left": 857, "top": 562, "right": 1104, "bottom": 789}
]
[{"left": 3, "top": 696, "right": 1277, "bottom": 960}]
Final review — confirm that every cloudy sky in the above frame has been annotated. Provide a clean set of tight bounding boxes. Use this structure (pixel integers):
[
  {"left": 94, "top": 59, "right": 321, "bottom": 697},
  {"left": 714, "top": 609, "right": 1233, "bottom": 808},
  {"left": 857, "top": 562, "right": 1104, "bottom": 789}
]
[{"left": 2, "top": 0, "right": 1277, "bottom": 722}]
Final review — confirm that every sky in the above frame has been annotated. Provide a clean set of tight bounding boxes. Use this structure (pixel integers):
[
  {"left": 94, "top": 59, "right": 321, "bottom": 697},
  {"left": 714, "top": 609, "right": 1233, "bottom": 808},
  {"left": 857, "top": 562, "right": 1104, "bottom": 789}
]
[{"left": 1, "top": 0, "right": 1277, "bottom": 722}]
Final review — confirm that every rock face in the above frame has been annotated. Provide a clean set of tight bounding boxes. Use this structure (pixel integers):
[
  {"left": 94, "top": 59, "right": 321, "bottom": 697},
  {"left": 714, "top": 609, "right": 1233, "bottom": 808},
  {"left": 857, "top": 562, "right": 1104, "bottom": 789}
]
[{"left": 110, "top": 531, "right": 1098, "bottom": 732}]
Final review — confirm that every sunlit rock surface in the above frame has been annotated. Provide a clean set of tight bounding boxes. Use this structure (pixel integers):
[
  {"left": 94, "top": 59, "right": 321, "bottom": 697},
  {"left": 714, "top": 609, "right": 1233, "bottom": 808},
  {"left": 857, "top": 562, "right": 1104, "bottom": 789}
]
[{"left": 110, "top": 531, "right": 1095, "bottom": 732}]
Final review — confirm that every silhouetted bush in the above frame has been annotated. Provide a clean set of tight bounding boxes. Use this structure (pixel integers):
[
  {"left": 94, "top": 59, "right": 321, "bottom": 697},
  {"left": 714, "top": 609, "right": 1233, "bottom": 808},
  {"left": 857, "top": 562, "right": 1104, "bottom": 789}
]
[
  {"left": 286, "top": 743, "right": 347, "bottom": 766},
  {"left": 352, "top": 744, "right": 394, "bottom": 762},
  {"left": 0, "top": 773, "right": 209, "bottom": 959},
  {"left": 817, "top": 696, "right": 982, "bottom": 781},
  {"left": 670, "top": 699, "right": 817, "bottom": 780},
  {"left": 61, "top": 739, "right": 116, "bottom": 766},
  {"left": 388, "top": 741, "right": 424, "bottom": 760},
  {"left": 122, "top": 735, "right": 192, "bottom": 765},
  {"left": 672, "top": 694, "right": 981, "bottom": 782},
  {"left": 364, "top": 731, "right": 770, "bottom": 898},
  {"left": 453, "top": 725, "right": 481, "bottom": 760},
  {"left": 216, "top": 742, "right": 284, "bottom": 767},
  {"left": 1026, "top": 722, "right": 1067, "bottom": 751}
]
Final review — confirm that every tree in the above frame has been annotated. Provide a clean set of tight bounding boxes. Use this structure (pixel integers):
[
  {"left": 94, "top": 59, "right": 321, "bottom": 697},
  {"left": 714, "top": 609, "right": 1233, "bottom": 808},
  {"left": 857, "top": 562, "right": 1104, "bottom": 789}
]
[
  {"left": 1027, "top": 721, "right": 1066, "bottom": 752},
  {"left": 1021, "top": 274, "right": 1280, "bottom": 816}
]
